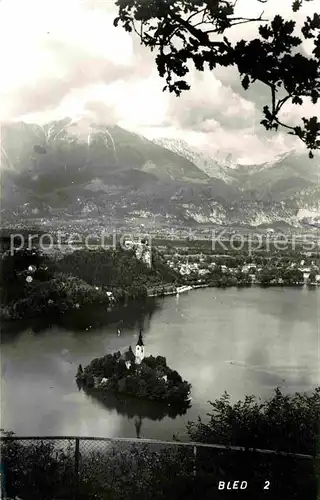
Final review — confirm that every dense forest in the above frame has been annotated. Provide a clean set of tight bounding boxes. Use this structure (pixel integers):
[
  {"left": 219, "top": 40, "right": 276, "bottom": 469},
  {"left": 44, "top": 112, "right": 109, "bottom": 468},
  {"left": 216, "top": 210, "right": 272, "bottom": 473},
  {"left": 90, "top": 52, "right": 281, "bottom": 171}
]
[
  {"left": 0, "top": 246, "right": 180, "bottom": 321},
  {"left": 55, "top": 246, "right": 180, "bottom": 289},
  {"left": 0, "top": 240, "right": 317, "bottom": 322},
  {"left": 196, "top": 264, "right": 305, "bottom": 287}
]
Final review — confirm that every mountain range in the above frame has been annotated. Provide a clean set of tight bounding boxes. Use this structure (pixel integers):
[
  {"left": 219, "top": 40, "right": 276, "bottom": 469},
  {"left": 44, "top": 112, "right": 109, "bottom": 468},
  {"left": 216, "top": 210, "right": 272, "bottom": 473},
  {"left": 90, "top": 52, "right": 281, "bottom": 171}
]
[{"left": 1, "top": 118, "right": 319, "bottom": 230}]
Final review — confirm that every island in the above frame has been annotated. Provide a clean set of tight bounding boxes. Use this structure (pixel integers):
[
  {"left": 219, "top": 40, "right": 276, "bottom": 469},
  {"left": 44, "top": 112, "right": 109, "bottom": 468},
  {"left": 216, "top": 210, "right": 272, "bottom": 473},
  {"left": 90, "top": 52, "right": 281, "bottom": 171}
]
[{"left": 76, "top": 331, "right": 192, "bottom": 406}]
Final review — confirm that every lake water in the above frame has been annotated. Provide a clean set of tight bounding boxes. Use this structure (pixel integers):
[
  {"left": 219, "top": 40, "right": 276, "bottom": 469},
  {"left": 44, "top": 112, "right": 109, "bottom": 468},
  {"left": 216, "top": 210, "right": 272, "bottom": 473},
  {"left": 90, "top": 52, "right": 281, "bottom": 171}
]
[{"left": 1, "top": 287, "right": 319, "bottom": 441}]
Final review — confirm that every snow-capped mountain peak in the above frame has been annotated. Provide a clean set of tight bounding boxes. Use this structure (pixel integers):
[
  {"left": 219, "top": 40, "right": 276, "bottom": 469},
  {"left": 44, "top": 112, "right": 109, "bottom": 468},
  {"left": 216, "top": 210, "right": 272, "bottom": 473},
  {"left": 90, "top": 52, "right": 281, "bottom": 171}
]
[{"left": 152, "top": 137, "right": 235, "bottom": 183}]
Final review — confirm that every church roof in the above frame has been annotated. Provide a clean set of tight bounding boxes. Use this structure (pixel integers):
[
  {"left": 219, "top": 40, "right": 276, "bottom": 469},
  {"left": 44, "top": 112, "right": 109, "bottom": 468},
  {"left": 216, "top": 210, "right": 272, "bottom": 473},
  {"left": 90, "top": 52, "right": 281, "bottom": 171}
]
[
  {"left": 120, "top": 347, "right": 136, "bottom": 362},
  {"left": 125, "top": 348, "right": 136, "bottom": 361},
  {"left": 136, "top": 330, "right": 144, "bottom": 346}
]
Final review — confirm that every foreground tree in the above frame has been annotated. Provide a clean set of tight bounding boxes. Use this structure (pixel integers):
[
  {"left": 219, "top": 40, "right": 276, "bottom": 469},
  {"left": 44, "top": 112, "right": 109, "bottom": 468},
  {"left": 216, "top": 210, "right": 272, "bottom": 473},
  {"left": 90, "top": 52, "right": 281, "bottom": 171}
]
[
  {"left": 2, "top": 387, "right": 319, "bottom": 499},
  {"left": 185, "top": 387, "right": 320, "bottom": 456},
  {"left": 114, "top": 0, "right": 320, "bottom": 156}
]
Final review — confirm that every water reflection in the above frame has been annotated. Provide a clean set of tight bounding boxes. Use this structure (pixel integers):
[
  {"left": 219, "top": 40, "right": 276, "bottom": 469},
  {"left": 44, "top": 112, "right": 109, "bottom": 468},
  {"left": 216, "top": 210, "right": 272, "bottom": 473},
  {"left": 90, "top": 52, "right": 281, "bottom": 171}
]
[
  {"left": 1, "top": 288, "right": 319, "bottom": 439},
  {"left": 1, "top": 299, "right": 159, "bottom": 339},
  {"left": 81, "top": 385, "right": 191, "bottom": 420},
  {"left": 78, "top": 382, "right": 191, "bottom": 438}
]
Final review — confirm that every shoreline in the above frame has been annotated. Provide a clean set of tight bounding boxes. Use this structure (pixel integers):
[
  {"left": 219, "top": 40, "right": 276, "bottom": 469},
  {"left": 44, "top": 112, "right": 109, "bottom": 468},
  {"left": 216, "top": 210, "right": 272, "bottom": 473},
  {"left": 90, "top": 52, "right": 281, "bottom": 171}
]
[
  {"left": 1, "top": 282, "right": 318, "bottom": 325},
  {"left": 148, "top": 281, "right": 319, "bottom": 299},
  {"left": 79, "top": 384, "right": 192, "bottom": 407}
]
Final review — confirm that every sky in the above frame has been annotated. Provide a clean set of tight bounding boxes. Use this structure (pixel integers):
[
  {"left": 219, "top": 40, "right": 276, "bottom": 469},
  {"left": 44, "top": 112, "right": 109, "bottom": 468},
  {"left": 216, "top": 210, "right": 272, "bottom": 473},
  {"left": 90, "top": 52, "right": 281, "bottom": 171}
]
[{"left": 0, "top": 0, "right": 319, "bottom": 164}]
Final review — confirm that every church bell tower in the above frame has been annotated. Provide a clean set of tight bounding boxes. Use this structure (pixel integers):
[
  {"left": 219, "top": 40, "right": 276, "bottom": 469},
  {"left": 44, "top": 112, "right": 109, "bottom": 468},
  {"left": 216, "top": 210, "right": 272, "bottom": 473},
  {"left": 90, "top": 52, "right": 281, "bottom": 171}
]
[{"left": 135, "top": 330, "right": 145, "bottom": 364}]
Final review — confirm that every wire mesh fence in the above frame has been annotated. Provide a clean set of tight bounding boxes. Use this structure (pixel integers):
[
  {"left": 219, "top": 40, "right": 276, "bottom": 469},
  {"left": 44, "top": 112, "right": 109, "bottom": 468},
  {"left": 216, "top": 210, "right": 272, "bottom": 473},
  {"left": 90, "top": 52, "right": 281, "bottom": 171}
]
[{"left": 0, "top": 436, "right": 318, "bottom": 500}]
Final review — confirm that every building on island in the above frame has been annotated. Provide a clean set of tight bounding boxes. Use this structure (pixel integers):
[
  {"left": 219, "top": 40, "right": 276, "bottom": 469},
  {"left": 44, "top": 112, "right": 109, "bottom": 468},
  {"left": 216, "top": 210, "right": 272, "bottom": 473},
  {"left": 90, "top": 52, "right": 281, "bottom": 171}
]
[
  {"left": 120, "top": 330, "right": 145, "bottom": 369},
  {"left": 135, "top": 330, "right": 145, "bottom": 364},
  {"left": 120, "top": 346, "right": 136, "bottom": 369}
]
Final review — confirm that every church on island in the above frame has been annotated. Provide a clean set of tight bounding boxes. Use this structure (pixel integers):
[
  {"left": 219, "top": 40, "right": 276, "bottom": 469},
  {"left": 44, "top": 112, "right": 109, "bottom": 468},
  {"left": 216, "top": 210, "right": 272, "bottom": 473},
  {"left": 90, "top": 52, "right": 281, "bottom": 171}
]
[
  {"left": 77, "top": 327, "right": 191, "bottom": 403},
  {"left": 120, "top": 330, "right": 145, "bottom": 369}
]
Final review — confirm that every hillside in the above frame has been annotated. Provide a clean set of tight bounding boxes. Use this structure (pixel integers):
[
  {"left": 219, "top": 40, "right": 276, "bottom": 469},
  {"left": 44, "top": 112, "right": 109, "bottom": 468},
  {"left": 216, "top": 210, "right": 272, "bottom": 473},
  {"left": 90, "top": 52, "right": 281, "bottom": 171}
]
[
  {"left": 0, "top": 245, "right": 179, "bottom": 324},
  {"left": 1, "top": 119, "right": 319, "bottom": 229}
]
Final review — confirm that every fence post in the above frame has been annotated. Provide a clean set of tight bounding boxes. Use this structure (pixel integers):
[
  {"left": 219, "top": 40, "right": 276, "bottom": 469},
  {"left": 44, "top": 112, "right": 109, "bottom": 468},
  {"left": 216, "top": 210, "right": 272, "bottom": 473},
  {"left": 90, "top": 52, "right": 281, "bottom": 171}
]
[{"left": 74, "top": 438, "right": 80, "bottom": 500}]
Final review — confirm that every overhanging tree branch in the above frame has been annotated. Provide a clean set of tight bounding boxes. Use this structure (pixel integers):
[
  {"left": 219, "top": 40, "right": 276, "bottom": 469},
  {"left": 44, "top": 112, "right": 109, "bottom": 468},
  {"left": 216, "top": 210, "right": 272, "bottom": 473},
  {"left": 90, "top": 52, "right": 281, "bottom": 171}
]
[{"left": 114, "top": 0, "right": 320, "bottom": 155}]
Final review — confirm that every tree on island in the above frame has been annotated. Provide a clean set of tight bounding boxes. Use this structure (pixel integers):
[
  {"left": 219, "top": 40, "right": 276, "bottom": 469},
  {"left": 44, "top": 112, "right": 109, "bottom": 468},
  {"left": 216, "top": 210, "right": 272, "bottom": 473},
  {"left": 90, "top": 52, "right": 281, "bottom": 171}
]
[
  {"left": 114, "top": 0, "right": 320, "bottom": 156},
  {"left": 76, "top": 364, "right": 83, "bottom": 377}
]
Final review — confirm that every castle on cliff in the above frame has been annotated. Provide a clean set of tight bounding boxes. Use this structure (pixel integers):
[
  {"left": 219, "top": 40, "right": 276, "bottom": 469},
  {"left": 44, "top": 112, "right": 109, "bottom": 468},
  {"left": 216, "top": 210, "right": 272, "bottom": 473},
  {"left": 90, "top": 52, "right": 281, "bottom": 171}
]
[{"left": 123, "top": 238, "right": 151, "bottom": 268}]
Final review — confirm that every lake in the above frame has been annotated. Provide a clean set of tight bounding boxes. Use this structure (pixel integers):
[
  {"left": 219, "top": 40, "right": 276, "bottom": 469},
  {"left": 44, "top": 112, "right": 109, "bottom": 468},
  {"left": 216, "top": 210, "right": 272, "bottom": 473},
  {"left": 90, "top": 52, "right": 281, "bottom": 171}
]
[{"left": 1, "top": 287, "right": 319, "bottom": 441}]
